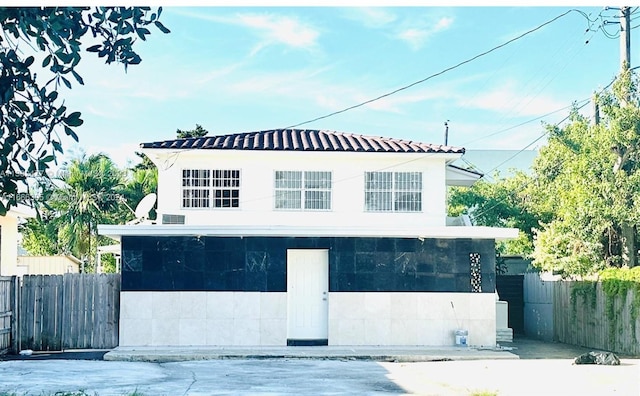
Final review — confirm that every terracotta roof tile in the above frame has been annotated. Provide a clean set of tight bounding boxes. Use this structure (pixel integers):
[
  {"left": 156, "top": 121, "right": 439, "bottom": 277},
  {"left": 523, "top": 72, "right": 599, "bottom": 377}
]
[{"left": 140, "top": 129, "right": 465, "bottom": 154}]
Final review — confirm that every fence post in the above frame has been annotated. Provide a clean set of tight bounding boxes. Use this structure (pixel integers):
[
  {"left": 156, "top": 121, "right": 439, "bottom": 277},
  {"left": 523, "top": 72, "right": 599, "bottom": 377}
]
[{"left": 10, "top": 276, "right": 19, "bottom": 354}]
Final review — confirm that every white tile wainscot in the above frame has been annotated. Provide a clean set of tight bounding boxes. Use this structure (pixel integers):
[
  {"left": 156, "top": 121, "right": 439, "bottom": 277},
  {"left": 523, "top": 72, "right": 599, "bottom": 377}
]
[
  {"left": 119, "top": 292, "right": 287, "bottom": 346},
  {"left": 328, "top": 292, "right": 496, "bottom": 347}
]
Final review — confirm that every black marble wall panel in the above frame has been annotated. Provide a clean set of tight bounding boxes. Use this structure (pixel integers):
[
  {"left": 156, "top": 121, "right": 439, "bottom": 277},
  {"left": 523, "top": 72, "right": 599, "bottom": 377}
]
[{"left": 121, "top": 236, "right": 496, "bottom": 293}]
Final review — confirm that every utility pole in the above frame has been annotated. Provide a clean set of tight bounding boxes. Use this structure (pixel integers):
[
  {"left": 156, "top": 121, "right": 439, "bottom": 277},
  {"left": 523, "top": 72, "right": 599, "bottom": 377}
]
[
  {"left": 444, "top": 120, "right": 449, "bottom": 146},
  {"left": 621, "top": 6, "right": 631, "bottom": 70},
  {"left": 592, "top": 93, "right": 600, "bottom": 125},
  {"left": 616, "top": 6, "right": 637, "bottom": 267}
]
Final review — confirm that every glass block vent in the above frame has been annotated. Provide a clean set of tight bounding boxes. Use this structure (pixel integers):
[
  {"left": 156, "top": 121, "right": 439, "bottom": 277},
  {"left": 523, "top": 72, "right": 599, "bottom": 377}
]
[{"left": 470, "top": 252, "right": 482, "bottom": 292}]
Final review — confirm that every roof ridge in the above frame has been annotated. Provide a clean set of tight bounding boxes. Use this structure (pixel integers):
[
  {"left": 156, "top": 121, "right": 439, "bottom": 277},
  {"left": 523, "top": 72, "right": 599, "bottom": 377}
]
[{"left": 140, "top": 128, "right": 464, "bottom": 154}]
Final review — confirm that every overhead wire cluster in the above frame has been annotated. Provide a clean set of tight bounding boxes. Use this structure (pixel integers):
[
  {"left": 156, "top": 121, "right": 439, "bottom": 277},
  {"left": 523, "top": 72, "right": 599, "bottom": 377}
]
[
  {"left": 279, "top": 8, "right": 624, "bottom": 133},
  {"left": 463, "top": 68, "right": 632, "bottom": 224},
  {"left": 159, "top": 7, "right": 629, "bottom": 210}
]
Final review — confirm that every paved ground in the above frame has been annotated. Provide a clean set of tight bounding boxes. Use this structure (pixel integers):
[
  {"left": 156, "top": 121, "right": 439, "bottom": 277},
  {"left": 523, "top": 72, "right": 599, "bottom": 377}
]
[{"left": 0, "top": 338, "right": 637, "bottom": 396}]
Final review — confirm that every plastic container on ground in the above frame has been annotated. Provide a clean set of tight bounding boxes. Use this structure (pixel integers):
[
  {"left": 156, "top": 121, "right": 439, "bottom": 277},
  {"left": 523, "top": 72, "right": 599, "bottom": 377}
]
[{"left": 454, "top": 329, "right": 468, "bottom": 346}]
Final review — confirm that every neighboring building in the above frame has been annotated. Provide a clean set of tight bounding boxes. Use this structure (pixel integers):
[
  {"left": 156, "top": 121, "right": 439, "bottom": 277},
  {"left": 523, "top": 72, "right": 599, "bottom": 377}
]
[
  {"left": 455, "top": 149, "right": 538, "bottom": 180},
  {"left": 0, "top": 204, "right": 36, "bottom": 277},
  {"left": 99, "top": 129, "right": 517, "bottom": 348},
  {"left": 16, "top": 255, "right": 81, "bottom": 276}
]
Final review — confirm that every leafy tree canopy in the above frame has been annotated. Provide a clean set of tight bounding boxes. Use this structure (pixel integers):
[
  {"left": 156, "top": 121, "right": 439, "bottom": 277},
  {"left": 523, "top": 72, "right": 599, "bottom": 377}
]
[
  {"left": 448, "top": 171, "right": 548, "bottom": 256},
  {"left": 0, "top": 6, "right": 169, "bottom": 215},
  {"left": 530, "top": 68, "right": 640, "bottom": 275},
  {"left": 176, "top": 124, "right": 209, "bottom": 139}
]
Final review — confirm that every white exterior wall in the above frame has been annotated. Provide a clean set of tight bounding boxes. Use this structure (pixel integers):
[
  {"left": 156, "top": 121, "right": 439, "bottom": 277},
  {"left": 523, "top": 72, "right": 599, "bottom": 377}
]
[
  {"left": 149, "top": 149, "right": 451, "bottom": 228},
  {"left": 120, "top": 292, "right": 287, "bottom": 346},
  {"left": 328, "top": 292, "right": 496, "bottom": 346},
  {"left": 119, "top": 291, "right": 495, "bottom": 347},
  {"left": 16, "top": 256, "right": 80, "bottom": 275},
  {"left": 0, "top": 214, "right": 18, "bottom": 276}
]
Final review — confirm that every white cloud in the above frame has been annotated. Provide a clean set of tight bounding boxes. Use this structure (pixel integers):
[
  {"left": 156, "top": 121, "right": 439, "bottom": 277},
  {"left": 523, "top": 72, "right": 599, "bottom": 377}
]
[
  {"left": 465, "top": 82, "right": 569, "bottom": 117},
  {"left": 396, "top": 16, "right": 454, "bottom": 50},
  {"left": 237, "top": 14, "right": 319, "bottom": 51},
  {"left": 342, "top": 7, "right": 397, "bottom": 28},
  {"left": 177, "top": 10, "right": 320, "bottom": 54}
]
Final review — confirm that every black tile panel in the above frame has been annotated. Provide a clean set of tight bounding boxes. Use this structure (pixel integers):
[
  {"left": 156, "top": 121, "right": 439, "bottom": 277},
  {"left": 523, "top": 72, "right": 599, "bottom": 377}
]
[{"left": 121, "top": 236, "right": 497, "bottom": 293}]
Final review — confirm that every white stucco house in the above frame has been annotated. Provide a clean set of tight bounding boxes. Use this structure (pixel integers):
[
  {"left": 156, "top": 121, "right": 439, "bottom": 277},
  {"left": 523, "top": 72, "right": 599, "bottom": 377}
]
[
  {"left": 99, "top": 129, "right": 518, "bottom": 348},
  {"left": 0, "top": 203, "right": 36, "bottom": 277}
]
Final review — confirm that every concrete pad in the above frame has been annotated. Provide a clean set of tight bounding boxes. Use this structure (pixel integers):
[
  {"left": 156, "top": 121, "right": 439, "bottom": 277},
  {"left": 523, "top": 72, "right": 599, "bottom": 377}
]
[
  {"left": 103, "top": 345, "right": 519, "bottom": 363},
  {"left": 1, "top": 357, "right": 638, "bottom": 395}
]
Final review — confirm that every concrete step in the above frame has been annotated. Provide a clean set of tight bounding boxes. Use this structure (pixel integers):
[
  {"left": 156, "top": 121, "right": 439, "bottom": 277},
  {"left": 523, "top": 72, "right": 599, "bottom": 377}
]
[{"left": 496, "top": 328, "right": 513, "bottom": 343}]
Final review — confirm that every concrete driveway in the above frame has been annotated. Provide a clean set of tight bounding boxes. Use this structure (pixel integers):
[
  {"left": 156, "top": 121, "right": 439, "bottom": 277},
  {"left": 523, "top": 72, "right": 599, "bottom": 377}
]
[{"left": 0, "top": 338, "right": 638, "bottom": 396}]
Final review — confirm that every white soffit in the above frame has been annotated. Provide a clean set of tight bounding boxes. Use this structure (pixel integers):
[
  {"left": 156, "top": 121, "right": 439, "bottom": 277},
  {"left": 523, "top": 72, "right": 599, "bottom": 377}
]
[
  {"left": 98, "top": 224, "right": 519, "bottom": 242},
  {"left": 446, "top": 165, "right": 483, "bottom": 187}
]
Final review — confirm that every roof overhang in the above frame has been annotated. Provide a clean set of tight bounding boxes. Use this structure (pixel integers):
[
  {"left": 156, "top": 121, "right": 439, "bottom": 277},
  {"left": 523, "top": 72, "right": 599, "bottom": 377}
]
[
  {"left": 3, "top": 203, "right": 37, "bottom": 218},
  {"left": 98, "top": 244, "right": 122, "bottom": 255},
  {"left": 446, "top": 164, "right": 483, "bottom": 187},
  {"left": 98, "top": 224, "right": 519, "bottom": 242}
]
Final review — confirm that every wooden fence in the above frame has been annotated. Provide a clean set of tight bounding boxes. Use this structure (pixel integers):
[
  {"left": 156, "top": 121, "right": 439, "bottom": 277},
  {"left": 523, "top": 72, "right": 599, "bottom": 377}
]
[
  {"left": 524, "top": 272, "right": 640, "bottom": 356},
  {"left": 554, "top": 281, "right": 640, "bottom": 356},
  {"left": 6, "top": 274, "right": 120, "bottom": 352},
  {"left": 0, "top": 276, "right": 18, "bottom": 354}
]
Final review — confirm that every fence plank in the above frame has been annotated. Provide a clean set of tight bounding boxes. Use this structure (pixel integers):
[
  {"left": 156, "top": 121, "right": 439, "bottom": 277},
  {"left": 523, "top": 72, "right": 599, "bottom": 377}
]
[
  {"left": 0, "top": 277, "right": 14, "bottom": 354},
  {"left": 552, "top": 281, "right": 640, "bottom": 356},
  {"left": 14, "top": 274, "right": 120, "bottom": 352}
]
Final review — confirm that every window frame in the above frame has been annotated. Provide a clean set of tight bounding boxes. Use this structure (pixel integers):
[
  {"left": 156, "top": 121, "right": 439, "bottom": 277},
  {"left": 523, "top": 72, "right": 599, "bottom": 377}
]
[
  {"left": 364, "top": 171, "right": 423, "bottom": 213},
  {"left": 181, "top": 168, "right": 241, "bottom": 209},
  {"left": 274, "top": 170, "right": 332, "bottom": 211}
]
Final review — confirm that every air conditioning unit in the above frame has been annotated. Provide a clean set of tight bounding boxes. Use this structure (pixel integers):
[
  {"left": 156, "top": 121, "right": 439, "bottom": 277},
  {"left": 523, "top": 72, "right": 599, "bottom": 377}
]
[{"left": 161, "top": 214, "right": 186, "bottom": 224}]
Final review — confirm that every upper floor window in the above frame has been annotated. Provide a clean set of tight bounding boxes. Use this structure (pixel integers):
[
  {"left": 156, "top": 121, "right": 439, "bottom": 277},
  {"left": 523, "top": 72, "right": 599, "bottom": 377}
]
[
  {"left": 182, "top": 169, "right": 210, "bottom": 208},
  {"left": 182, "top": 169, "right": 240, "bottom": 209},
  {"left": 365, "top": 171, "right": 422, "bottom": 212},
  {"left": 275, "top": 171, "right": 332, "bottom": 210}
]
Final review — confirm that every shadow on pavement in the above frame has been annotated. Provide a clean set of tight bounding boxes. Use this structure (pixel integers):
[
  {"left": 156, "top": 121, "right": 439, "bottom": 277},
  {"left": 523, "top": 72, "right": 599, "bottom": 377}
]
[
  {"left": 0, "top": 350, "right": 108, "bottom": 361},
  {"left": 504, "top": 336, "right": 614, "bottom": 359}
]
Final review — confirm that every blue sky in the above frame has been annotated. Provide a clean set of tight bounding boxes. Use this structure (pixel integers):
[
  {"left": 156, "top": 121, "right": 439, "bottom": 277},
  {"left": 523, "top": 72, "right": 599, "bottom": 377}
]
[{"left": 53, "top": 5, "right": 640, "bottom": 170}]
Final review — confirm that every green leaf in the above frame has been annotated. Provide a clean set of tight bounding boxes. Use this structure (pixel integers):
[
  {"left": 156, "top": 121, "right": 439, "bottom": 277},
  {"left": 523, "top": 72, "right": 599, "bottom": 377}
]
[
  {"left": 71, "top": 70, "right": 84, "bottom": 85},
  {"left": 52, "top": 140, "right": 63, "bottom": 153},
  {"left": 136, "top": 27, "right": 150, "bottom": 41},
  {"left": 42, "top": 54, "right": 52, "bottom": 67},
  {"left": 15, "top": 101, "right": 29, "bottom": 112},
  {"left": 64, "top": 112, "right": 83, "bottom": 127},
  {"left": 154, "top": 20, "right": 170, "bottom": 34},
  {"left": 60, "top": 75, "right": 72, "bottom": 89},
  {"left": 86, "top": 44, "right": 101, "bottom": 52},
  {"left": 64, "top": 126, "right": 79, "bottom": 141}
]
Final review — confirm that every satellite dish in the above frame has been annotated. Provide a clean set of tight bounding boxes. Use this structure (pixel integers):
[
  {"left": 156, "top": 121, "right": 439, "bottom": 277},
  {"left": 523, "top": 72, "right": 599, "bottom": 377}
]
[
  {"left": 126, "top": 193, "right": 156, "bottom": 225},
  {"left": 135, "top": 193, "right": 157, "bottom": 220}
]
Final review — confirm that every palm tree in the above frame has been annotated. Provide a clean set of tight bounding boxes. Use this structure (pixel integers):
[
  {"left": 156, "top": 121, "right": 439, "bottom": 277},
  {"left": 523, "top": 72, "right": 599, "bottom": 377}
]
[
  {"left": 122, "top": 167, "right": 158, "bottom": 221},
  {"left": 54, "top": 153, "right": 125, "bottom": 271}
]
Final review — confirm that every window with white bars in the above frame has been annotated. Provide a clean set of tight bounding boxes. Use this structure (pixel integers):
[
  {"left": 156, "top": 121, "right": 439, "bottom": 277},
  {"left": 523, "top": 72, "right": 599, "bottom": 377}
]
[
  {"left": 182, "top": 169, "right": 210, "bottom": 208},
  {"left": 181, "top": 169, "right": 240, "bottom": 209},
  {"left": 365, "top": 171, "right": 422, "bottom": 212},
  {"left": 275, "top": 171, "right": 332, "bottom": 210},
  {"left": 212, "top": 169, "right": 240, "bottom": 208}
]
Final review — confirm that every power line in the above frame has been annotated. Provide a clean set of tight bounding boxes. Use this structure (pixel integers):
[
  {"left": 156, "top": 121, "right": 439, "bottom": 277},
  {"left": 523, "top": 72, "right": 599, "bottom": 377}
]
[
  {"left": 465, "top": 69, "right": 629, "bottom": 223},
  {"left": 281, "top": 9, "right": 587, "bottom": 130}
]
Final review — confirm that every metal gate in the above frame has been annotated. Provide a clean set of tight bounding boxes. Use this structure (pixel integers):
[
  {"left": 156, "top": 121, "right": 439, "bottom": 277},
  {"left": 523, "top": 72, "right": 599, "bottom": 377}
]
[{"left": 496, "top": 275, "right": 525, "bottom": 335}]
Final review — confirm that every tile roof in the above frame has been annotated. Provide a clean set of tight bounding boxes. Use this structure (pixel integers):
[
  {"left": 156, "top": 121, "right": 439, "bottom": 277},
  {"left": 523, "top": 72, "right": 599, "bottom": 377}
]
[{"left": 140, "top": 129, "right": 464, "bottom": 154}]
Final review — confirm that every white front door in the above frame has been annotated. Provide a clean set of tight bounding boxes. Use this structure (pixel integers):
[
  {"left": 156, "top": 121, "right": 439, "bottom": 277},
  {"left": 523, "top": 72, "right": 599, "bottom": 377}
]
[{"left": 287, "top": 249, "right": 329, "bottom": 341}]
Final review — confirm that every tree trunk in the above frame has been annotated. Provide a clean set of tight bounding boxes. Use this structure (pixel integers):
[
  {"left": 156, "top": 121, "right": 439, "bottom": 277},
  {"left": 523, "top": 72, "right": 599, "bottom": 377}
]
[{"left": 620, "top": 223, "right": 637, "bottom": 267}]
